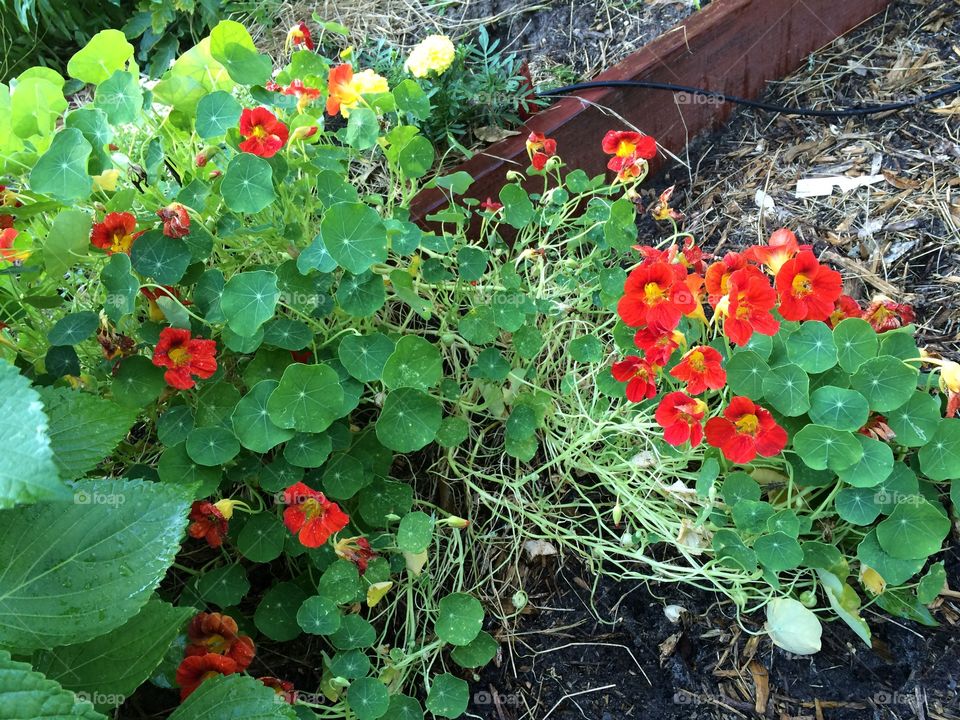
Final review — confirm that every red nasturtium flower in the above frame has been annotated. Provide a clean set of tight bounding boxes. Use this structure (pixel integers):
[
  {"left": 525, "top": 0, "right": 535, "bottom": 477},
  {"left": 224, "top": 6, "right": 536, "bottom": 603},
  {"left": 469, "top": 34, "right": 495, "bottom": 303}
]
[
  {"left": 525, "top": 131, "right": 557, "bottom": 170},
  {"left": 157, "top": 202, "right": 191, "bottom": 238},
  {"left": 90, "top": 212, "right": 141, "bottom": 255},
  {"left": 480, "top": 197, "right": 503, "bottom": 212},
  {"left": 176, "top": 654, "right": 238, "bottom": 700},
  {"left": 282, "top": 482, "right": 350, "bottom": 548},
  {"left": 0, "top": 228, "right": 26, "bottom": 263},
  {"left": 670, "top": 346, "right": 726, "bottom": 394},
  {"left": 140, "top": 285, "right": 190, "bottom": 322},
  {"left": 859, "top": 414, "right": 896, "bottom": 442},
  {"left": 705, "top": 396, "right": 787, "bottom": 464},
  {"left": 238, "top": 107, "right": 289, "bottom": 158},
  {"left": 861, "top": 297, "right": 915, "bottom": 333},
  {"left": 618, "top": 261, "right": 696, "bottom": 331},
  {"left": 287, "top": 22, "right": 314, "bottom": 50},
  {"left": 744, "top": 228, "right": 801, "bottom": 274},
  {"left": 185, "top": 612, "right": 255, "bottom": 669},
  {"left": 720, "top": 267, "right": 780, "bottom": 346},
  {"left": 187, "top": 501, "right": 229, "bottom": 548},
  {"left": 704, "top": 252, "right": 748, "bottom": 306},
  {"left": 655, "top": 391, "right": 708, "bottom": 447},
  {"left": 826, "top": 294, "right": 861, "bottom": 328},
  {"left": 775, "top": 249, "right": 842, "bottom": 322},
  {"left": 601, "top": 130, "right": 657, "bottom": 171},
  {"left": 96, "top": 326, "right": 136, "bottom": 361},
  {"left": 633, "top": 327, "right": 685, "bottom": 366},
  {"left": 259, "top": 677, "right": 296, "bottom": 703},
  {"left": 335, "top": 535, "right": 376, "bottom": 573},
  {"left": 152, "top": 327, "right": 218, "bottom": 390},
  {"left": 611, "top": 355, "right": 658, "bottom": 402},
  {"left": 650, "top": 185, "right": 684, "bottom": 222}
]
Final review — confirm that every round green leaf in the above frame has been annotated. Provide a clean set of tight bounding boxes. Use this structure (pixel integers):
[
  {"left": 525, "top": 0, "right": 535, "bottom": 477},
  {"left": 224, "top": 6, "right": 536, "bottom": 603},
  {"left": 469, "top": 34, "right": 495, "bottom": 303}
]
[
  {"left": 435, "top": 593, "right": 483, "bottom": 646},
  {"left": 808, "top": 386, "right": 869, "bottom": 431},
  {"left": 262, "top": 318, "right": 312, "bottom": 350},
  {"left": 157, "top": 442, "right": 221, "bottom": 497},
  {"left": 185, "top": 426, "right": 240, "bottom": 466},
  {"left": 569, "top": 335, "right": 604, "bottom": 363},
  {"left": 297, "top": 595, "right": 341, "bottom": 635},
  {"left": 459, "top": 305, "right": 498, "bottom": 345},
  {"left": 398, "top": 135, "right": 435, "bottom": 178},
  {"left": 318, "top": 560, "right": 363, "bottom": 604},
  {"left": 345, "top": 107, "right": 380, "bottom": 149},
  {"left": 284, "top": 432, "right": 333, "bottom": 468},
  {"left": 381, "top": 336, "right": 442, "bottom": 390},
  {"left": 383, "top": 695, "right": 424, "bottom": 720},
  {"left": 918, "top": 418, "right": 960, "bottom": 481},
  {"left": 48, "top": 311, "right": 98, "bottom": 346},
  {"left": 436, "top": 416, "right": 469, "bottom": 448},
  {"left": 886, "top": 391, "right": 941, "bottom": 448},
  {"left": 754, "top": 532, "right": 803, "bottom": 572},
  {"left": 112, "top": 356, "right": 166, "bottom": 408},
  {"left": 130, "top": 230, "right": 191, "bottom": 285},
  {"left": 397, "top": 511, "right": 434, "bottom": 554},
  {"left": 330, "top": 615, "right": 376, "bottom": 649},
  {"left": 450, "top": 630, "right": 498, "bottom": 669},
  {"left": 786, "top": 321, "right": 837, "bottom": 373},
  {"left": 30, "top": 128, "right": 92, "bottom": 202},
  {"left": 231, "top": 380, "right": 295, "bottom": 453},
  {"left": 322, "top": 453, "right": 367, "bottom": 499},
  {"left": 254, "top": 582, "right": 309, "bottom": 641},
  {"left": 375, "top": 388, "right": 442, "bottom": 452},
  {"left": 67, "top": 30, "right": 133, "bottom": 84},
  {"left": 221, "top": 154, "right": 275, "bottom": 213},
  {"left": 329, "top": 650, "right": 371, "bottom": 679},
  {"left": 725, "top": 350, "right": 769, "bottom": 399},
  {"left": 322, "top": 202, "right": 387, "bottom": 274},
  {"left": 837, "top": 435, "right": 893, "bottom": 488},
  {"left": 348, "top": 677, "right": 390, "bottom": 720},
  {"left": 267, "top": 363, "right": 343, "bottom": 432},
  {"left": 209, "top": 20, "right": 271, "bottom": 85},
  {"left": 762, "top": 363, "right": 810, "bottom": 416},
  {"left": 336, "top": 271, "right": 386, "bottom": 317},
  {"left": 792, "top": 424, "right": 863, "bottom": 472},
  {"left": 237, "top": 512, "right": 286, "bottom": 562},
  {"left": 194, "top": 564, "right": 249, "bottom": 608},
  {"left": 220, "top": 270, "right": 280, "bottom": 337},
  {"left": 196, "top": 90, "right": 242, "bottom": 138},
  {"left": 339, "top": 333, "right": 395, "bottom": 382},
  {"left": 469, "top": 348, "right": 510, "bottom": 381},
  {"left": 426, "top": 674, "right": 469, "bottom": 719},
  {"left": 157, "top": 405, "right": 195, "bottom": 446},
  {"left": 857, "top": 530, "right": 925, "bottom": 586},
  {"left": 876, "top": 498, "right": 950, "bottom": 560},
  {"left": 94, "top": 70, "right": 142, "bottom": 125},
  {"left": 850, "top": 355, "right": 918, "bottom": 412},
  {"left": 833, "top": 318, "right": 878, "bottom": 373},
  {"left": 835, "top": 486, "right": 882, "bottom": 525}
]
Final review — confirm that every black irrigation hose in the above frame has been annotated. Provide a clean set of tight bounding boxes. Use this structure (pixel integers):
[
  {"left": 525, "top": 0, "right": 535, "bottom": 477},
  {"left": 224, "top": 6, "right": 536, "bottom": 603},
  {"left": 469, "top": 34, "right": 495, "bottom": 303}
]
[{"left": 537, "top": 79, "right": 960, "bottom": 117}]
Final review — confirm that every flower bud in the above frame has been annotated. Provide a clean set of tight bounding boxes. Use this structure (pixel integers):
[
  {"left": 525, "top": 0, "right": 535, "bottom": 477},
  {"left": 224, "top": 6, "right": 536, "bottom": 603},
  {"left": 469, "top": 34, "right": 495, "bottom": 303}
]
[
  {"left": 290, "top": 125, "right": 319, "bottom": 142},
  {"left": 442, "top": 515, "right": 470, "bottom": 529},
  {"left": 505, "top": 170, "right": 524, "bottom": 183},
  {"left": 213, "top": 498, "right": 238, "bottom": 519},
  {"left": 612, "top": 500, "right": 623, "bottom": 527}
]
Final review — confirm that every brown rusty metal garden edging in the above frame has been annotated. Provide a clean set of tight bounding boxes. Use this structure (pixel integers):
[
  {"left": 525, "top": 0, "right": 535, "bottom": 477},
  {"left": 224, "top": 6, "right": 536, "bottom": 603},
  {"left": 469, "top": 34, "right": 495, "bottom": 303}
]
[{"left": 409, "top": 0, "right": 893, "bottom": 222}]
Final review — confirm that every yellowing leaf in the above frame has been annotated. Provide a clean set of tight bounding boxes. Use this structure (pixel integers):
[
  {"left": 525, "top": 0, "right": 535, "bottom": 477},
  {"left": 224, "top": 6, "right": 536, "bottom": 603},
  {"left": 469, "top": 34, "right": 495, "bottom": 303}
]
[
  {"left": 859, "top": 565, "right": 886, "bottom": 596},
  {"left": 366, "top": 581, "right": 393, "bottom": 607}
]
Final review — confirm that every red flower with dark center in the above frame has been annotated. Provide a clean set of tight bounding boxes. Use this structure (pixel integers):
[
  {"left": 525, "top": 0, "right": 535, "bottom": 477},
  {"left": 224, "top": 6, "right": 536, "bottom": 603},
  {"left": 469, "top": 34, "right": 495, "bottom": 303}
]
[
  {"left": 185, "top": 612, "right": 255, "bottom": 670},
  {"left": 861, "top": 297, "right": 915, "bottom": 333},
  {"left": 90, "top": 212, "right": 141, "bottom": 255},
  {"left": 0, "top": 214, "right": 13, "bottom": 230},
  {"left": 704, "top": 252, "right": 748, "bottom": 306},
  {"left": 826, "top": 294, "right": 861, "bottom": 328},
  {"left": 526, "top": 131, "right": 557, "bottom": 170},
  {"left": 287, "top": 22, "right": 314, "bottom": 50},
  {"left": 775, "top": 249, "right": 842, "bottom": 322},
  {"left": 152, "top": 327, "right": 218, "bottom": 390},
  {"left": 611, "top": 355, "right": 658, "bottom": 402},
  {"left": 157, "top": 203, "right": 190, "bottom": 238},
  {"left": 633, "top": 327, "right": 685, "bottom": 366},
  {"left": 96, "top": 327, "right": 136, "bottom": 361},
  {"left": 655, "top": 391, "right": 708, "bottom": 447},
  {"left": 705, "top": 396, "right": 787, "bottom": 464},
  {"left": 239, "top": 107, "right": 289, "bottom": 158},
  {"left": 721, "top": 266, "right": 780, "bottom": 346},
  {"left": 617, "top": 260, "right": 695, "bottom": 331},
  {"left": 601, "top": 130, "right": 657, "bottom": 172},
  {"left": 281, "top": 482, "right": 350, "bottom": 548},
  {"left": 335, "top": 536, "right": 376, "bottom": 573},
  {"left": 259, "top": 677, "right": 296, "bottom": 703},
  {"left": 187, "top": 501, "right": 229, "bottom": 548},
  {"left": 744, "top": 228, "right": 802, "bottom": 274},
  {"left": 480, "top": 197, "right": 503, "bottom": 212},
  {"left": 176, "top": 654, "right": 239, "bottom": 700},
  {"left": 669, "top": 346, "right": 726, "bottom": 395}
]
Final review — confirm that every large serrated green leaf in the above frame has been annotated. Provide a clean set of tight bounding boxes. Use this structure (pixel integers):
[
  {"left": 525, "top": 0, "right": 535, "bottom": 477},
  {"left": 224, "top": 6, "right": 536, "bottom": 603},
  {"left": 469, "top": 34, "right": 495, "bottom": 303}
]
[
  {"left": 0, "top": 478, "right": 192, "bottom": 651},
  {"left": 168, "top": 674, "right": 297, "bottom": 720},
  {"left": 0, "top": 650, "right": 106, "bottom": 720}
]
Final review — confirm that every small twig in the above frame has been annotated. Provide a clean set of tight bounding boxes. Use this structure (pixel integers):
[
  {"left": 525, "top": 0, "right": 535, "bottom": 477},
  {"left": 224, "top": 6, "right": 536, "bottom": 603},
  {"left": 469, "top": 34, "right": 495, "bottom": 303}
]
[{"left": 541, "top": 683, "right": 617, "bottom": 720}]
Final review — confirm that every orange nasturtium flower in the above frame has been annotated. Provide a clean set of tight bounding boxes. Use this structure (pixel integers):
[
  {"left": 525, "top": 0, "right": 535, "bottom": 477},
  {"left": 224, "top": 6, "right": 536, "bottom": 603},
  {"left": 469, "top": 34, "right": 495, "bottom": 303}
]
[
  {"left": 601, "top": 130, "right": 657, "bottom": 172},
  {"left": 744, "top": 227, "right": 801, "bottom": 275},
  {"left": 717, "top": 266, "right": 780, "bottom": 346},
  {"left": 90, "top": 212, "right": 142, "bottom": 255},
  {"left": 281, "top": 482, "right": 350, "bottom": 547},
  {"left": 238, "top": 107, "right": 289, "bottom": 158},
  {"left": 151, "top": 327, "right": 218, "bottom": 390},
  {"left": 259, "top": 677, "right": 296, "bottom": 703},
  {"left": 774, "top": 249, "right": 843, "bottom": 322},
  {"left": 655, "top": 391, "right": 708, "bottom": 447},
  {"left": 670, "top": 346, "right": 726, "bottom": 395},
  {"left": 157, "top": 202, "right": 191, "bottom": 238},
  {"left": 525, "top": 131, "right": 557, "bottom": 170},
  {"left": 185, "top": 612, "right": 256, "bottom": 670},
  {"left": 186, "top": 500, "right": 241, "bottom": 548},
  {"left": 827, "top": 294, "right": 862, "bottom": 328},
  {"left": 617, "top": 260, "right": 696, "bottom": 332},
  {"left": 325, "top": 64, "right": 389, "bottom": 118},
  {"left": 175, "top": 654, "right": 238, "bottom": 700},
  {"left": 286, "top": 22, "right": 314, "bottom": 50},
  {"left": 611, "top": 355, "right": 658, "bottom": 402},
  {"left": 705, "top": 396, "right": 787, "bottom": 464}
]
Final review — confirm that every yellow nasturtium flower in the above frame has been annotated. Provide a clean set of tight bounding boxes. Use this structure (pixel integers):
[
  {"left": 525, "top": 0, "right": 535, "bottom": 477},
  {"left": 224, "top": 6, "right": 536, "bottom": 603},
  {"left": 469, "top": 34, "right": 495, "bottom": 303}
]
[{"left": 404, "top": 35, "right": 456, "bottom": 78}]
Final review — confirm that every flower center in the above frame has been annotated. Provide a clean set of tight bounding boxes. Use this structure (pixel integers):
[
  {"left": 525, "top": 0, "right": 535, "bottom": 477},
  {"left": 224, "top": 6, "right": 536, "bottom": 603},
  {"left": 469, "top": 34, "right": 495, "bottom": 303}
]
[
  {"left": 168, "top": 346, "right": 192, "bottom": 367},
  {"left": 300, "top": 497, "right": 323, "bottom": 520},
  {"left": 204, "top": 633, "right": 230, "bottom": 654},
  {"left": 112, "top": 232, "right": 134, "bottom": 254},
  {"left": 643, "top": 282, "right": 667, "bottom": 304},
  {"left": 687, "top": 351, "right": 705, "bottom": 372},
  {"left": 791, "top": 273, "right": 813, "bottom": 297},
  {"left": 251, "top": 125, "right": 268, "bottom": 139},
  {"left": 735, "top": 413, "right": 759, "bottom": 435},
  {"left": 617, "top": 140, "right": 636, "bottom": 157}
]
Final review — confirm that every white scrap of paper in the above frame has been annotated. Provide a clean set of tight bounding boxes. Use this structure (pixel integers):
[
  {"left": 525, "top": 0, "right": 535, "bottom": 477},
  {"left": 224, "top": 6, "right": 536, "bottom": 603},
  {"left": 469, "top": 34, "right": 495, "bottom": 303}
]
[{"left": 795, "top": 175, "right": 885, "bottom": 198}]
